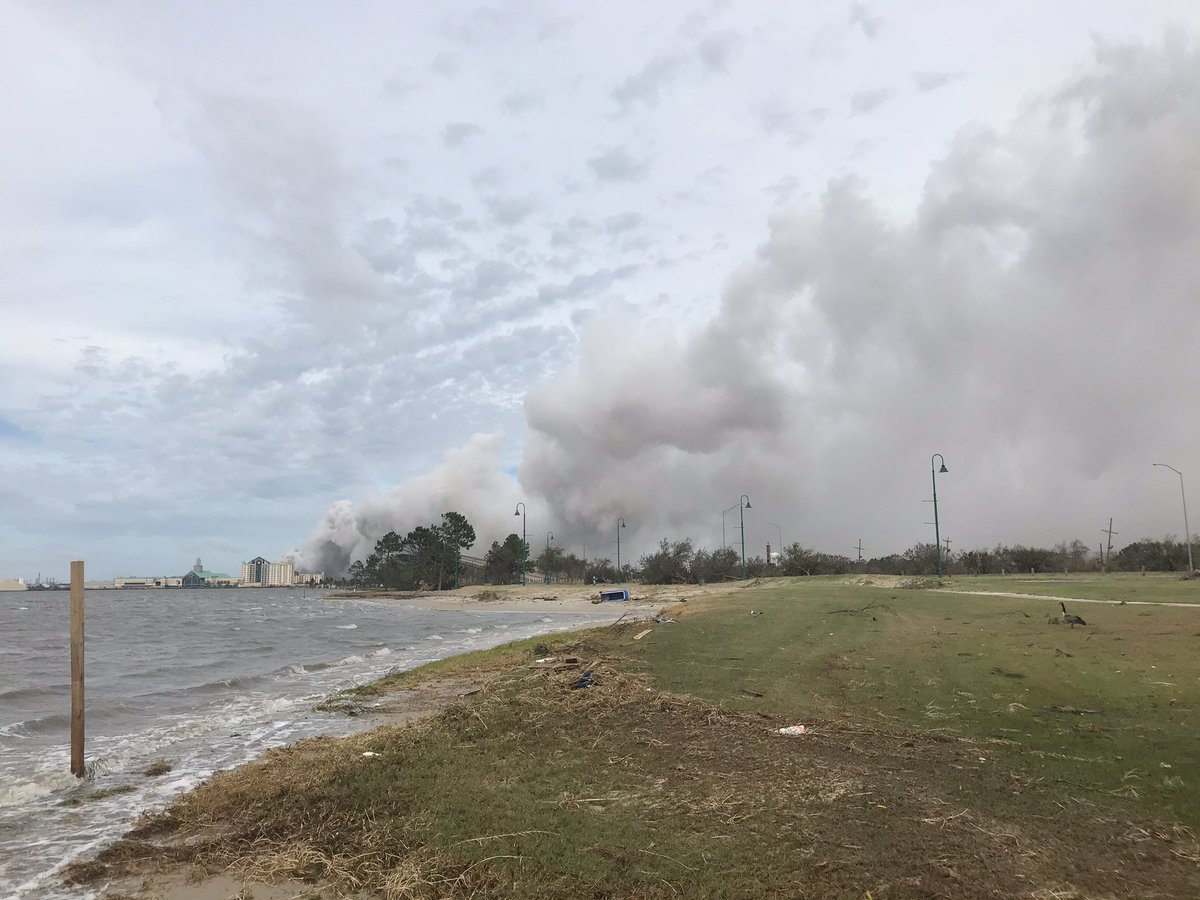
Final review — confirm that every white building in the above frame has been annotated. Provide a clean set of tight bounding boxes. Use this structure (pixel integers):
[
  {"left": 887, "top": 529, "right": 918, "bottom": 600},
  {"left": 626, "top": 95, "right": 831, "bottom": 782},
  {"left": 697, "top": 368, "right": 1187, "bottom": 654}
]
[
  {"left": 268, "top": 560, "right": 295, "bottom": 586},
  {"left": 0, "top": 577, "right": 26, "bottom": 592},
  {"left": 241, "top": 556, "right": 295, "bottom": 586}
]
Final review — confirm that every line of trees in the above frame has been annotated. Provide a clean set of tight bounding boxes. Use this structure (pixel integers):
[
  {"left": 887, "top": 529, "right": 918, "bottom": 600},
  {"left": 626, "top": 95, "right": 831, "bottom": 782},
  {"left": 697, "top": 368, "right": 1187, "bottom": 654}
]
[
  {"left": 343, "top": 519, "right": 1198, "bottom": 588},
  {"left": 346, "top": 511, "right": 475, "bottom": 590}
]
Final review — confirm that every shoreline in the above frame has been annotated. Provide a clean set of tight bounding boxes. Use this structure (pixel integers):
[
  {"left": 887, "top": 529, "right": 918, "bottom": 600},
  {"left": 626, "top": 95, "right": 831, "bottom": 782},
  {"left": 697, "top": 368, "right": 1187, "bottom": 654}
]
[{"left": 10, "top": 592, "right": 645, "bottom": 900}]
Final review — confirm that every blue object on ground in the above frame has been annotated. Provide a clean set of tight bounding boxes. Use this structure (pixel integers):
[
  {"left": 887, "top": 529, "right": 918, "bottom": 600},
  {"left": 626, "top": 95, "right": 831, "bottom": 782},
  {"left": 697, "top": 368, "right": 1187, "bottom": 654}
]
[{"left": 570, "top": 670, "right": 595, "bottom": 689}]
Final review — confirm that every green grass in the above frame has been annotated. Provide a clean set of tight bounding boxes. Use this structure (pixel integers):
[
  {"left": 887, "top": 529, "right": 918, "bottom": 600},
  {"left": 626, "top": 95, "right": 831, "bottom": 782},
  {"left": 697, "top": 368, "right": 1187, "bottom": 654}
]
[
  {"left": 77, "top": 578, "right": 1200, "bottom": 899},
  {"left": 937, "top": 570, "right": 1200, "bottom": 603},
  {"left": 623, "top": 579, "right": 1200, "bottom": 825}
]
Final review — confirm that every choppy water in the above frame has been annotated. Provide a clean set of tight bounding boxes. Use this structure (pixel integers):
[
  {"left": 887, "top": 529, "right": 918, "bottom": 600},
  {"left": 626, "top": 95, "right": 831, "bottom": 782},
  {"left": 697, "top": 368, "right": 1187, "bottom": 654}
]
[{"left": 0, "top": 588, "right": 614, "bottom": 898}]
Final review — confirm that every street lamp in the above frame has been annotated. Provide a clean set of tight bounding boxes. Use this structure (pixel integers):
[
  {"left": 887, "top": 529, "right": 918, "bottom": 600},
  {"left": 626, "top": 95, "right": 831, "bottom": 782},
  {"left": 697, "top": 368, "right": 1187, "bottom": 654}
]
[
  {"left": 721, "top": 503, "right": 740, "bottom": 549},
  {"left": 767, "top": 522, "right": 783, "bottom": 566},
  {"left": 513, "top": 502, "right": 526, "bottom": 585},
  {"left": 545, "top": 531, "right": 554, "bottom": 584},
  {"left": 616, "top": 517, "right": 626, "bottom": 582},
  {"left": 931, "top": 454, "right": 948, "bottom": 578},
  {"left": 739, "top": 494, "right": 751, "bottom": 579},
  {"left": 1154, "top": 463, "right": 1194, "bottom": 574}
]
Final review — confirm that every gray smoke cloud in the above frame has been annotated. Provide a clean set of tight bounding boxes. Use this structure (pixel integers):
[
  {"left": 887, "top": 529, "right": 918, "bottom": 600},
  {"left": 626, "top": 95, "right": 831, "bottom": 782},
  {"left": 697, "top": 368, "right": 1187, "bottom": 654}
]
[
  {"left": 299, "top": 35, "right": 1200, "bottom": 573},
  {"left": 291, "top": 433, "right": 535, "bottom": 575}
]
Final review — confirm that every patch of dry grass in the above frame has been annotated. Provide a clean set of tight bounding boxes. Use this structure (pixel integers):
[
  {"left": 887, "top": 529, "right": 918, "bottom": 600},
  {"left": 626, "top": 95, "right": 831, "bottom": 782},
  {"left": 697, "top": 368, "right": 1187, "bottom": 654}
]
[{"left": 76, "top": 629, "right": 1200, "bottom": 898}]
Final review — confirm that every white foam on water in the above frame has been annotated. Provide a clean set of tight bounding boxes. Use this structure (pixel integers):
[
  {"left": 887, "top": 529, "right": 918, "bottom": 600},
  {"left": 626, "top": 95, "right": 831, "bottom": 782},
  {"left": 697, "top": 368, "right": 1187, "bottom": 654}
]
[
  {"left": 334, "top": 623, "right": 357, "bottom": 629},
  {"left": 0, "top": 597, "right": 616, "bottom": 899}
]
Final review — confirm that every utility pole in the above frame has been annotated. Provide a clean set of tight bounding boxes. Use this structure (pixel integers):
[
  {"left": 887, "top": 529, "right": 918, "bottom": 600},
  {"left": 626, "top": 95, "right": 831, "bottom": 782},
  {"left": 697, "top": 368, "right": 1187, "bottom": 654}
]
[
  {"left": 853, "top": 539, "right": 864, "bottom": 562},
  {"left": 1101, "top": 518, "right": 1118, "bottom": 571}
]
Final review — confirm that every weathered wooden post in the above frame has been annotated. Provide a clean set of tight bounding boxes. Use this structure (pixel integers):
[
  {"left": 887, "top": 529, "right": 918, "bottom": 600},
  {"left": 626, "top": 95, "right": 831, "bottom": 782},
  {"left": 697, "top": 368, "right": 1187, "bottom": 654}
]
[{"left": 70, "top": 561, "right": 85, "bottom": 777}]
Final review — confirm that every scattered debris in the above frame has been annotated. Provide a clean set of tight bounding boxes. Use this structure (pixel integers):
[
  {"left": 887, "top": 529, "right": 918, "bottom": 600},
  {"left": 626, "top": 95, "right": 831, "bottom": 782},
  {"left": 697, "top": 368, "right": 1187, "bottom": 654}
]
[
  {"left": 652, "top": 614, "right": 677, "bottom": 623},
  {"left": 1040, "top": 705, "right": 1104, "bottom": 715},
  {"left": 632, "top": 628, "right": 653, "bottom": 641},
  {"left": 569, "top": 670, "right": 596, "bottom": 690},
  {"left": 1055, "top": 648, "right": 1074, "bottom": 658},
  {"left": 529, "top": 658, "right": 581, "bottom": 670},
  {"left": 362, "top": 752, "right": 379, "bottom": 758},
  {"left": 750, "top": 610, "right": 763, "bottom": 616},
  {"left": 776, "top": 725, "right": 808, "bottom": 736},
  {"left": 533, "top": 643, "right": 550, "bottom": 656},
  {"left": 741, "top": 688, "right": 764, "bottom": 698}
]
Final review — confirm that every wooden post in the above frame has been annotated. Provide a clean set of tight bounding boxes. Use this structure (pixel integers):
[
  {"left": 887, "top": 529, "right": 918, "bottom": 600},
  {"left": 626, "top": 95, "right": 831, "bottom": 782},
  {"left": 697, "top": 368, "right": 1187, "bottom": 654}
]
[{"left": 70, "top": 561, "right": 85, "bottom": 777}]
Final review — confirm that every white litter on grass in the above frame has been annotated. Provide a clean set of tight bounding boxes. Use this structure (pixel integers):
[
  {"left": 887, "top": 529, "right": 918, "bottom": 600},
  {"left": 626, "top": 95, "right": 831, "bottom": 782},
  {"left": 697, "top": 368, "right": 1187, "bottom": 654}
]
[
  {"left": 362, "top": 752, "right": 379, "bottom": 758},
  {"left": 776, "top": 725, "right": 807, "bottom": 736}
]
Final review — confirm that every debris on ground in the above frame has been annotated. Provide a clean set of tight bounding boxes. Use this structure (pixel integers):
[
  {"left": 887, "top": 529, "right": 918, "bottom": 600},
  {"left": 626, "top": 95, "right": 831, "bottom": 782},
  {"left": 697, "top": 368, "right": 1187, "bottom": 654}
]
[
  {"left": 569, "top": 670, "right": 596, "bottom": 689},
  {"left": 529, "top": 657, "right": 582, "bottom": 670},
  {"left": 632, "top": 628, "right": 653, "bottom": 641},
  {"left": 775, "top": 725, "right": 808, "bottom": 736},
  {"left": 652, "top": 613, "right": 677, "bottom": 623},
  {"left": 1040, "top": 705, "right": 1104, "bottom": 715}
]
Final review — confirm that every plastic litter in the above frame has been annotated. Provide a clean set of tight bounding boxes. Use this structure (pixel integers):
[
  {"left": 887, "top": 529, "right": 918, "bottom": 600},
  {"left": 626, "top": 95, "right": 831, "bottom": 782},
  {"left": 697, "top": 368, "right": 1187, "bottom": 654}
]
[
  {"left": 362, "top": 751, "right": 380, "bottom": 757},
  {"left": 775, "top": 725, "right": 807, "bottom": 736},
  {"left": 570, "top": 670, "right": 596, "bottom": 689}
]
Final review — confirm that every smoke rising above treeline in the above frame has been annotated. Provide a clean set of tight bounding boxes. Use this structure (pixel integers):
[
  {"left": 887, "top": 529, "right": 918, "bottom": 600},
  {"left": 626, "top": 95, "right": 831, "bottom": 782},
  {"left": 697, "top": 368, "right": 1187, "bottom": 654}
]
[{"left": 295, "top": 35, "right": 1200, "bottom": 577}]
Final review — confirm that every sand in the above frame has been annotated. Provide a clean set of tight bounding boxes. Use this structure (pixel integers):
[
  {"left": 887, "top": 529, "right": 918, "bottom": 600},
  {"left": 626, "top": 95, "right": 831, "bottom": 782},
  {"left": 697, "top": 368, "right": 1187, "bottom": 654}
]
[{"left": 324, "top": 580, "right": 733, "bottom": 614}]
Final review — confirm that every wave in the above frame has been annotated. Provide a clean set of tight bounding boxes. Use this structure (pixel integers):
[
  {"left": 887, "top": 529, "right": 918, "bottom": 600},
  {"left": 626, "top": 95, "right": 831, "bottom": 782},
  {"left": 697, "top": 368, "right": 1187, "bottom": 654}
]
[
  {"left": 0, "top": 713, "right": 70, "bottom": 739},
  {"left": 0, "top": 684, "right": 69, "bottom": 703}
]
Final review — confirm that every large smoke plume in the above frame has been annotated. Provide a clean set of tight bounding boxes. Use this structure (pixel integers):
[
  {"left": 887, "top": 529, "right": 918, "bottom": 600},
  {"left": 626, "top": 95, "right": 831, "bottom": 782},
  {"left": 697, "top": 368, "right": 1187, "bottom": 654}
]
[{"left": 298, "top": 36, "right": 1200, "bottom": 575}]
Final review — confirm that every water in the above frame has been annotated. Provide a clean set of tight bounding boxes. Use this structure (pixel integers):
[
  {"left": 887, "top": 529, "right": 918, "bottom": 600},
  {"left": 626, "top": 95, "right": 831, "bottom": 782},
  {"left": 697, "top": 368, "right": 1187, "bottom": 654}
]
[{"left": 0, "top": 588, "right": 614, "bottom": 898}]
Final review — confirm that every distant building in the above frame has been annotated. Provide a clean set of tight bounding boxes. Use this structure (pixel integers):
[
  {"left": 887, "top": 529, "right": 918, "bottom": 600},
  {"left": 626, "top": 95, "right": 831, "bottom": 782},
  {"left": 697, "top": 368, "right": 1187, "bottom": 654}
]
[
  {"left": 113, "top": 576, "right": 183, "bottom": 588},
  {"left": 240, "top": 556, "right": 294, "bottom": 586},
  {"left": 268, "top": 559, "right": 295, "bottom": 586},
  {"left": 182, "top": 558, "right": 236, "bottom": 588},
  {"left": 294, "top": 571, "right": 325, "bottom": 586},
  {"left": 0, "top": 577, "right": 27, "bottom": 592},
  {"left": 241, "top": 556, "right": 269, "bottom": 585}
]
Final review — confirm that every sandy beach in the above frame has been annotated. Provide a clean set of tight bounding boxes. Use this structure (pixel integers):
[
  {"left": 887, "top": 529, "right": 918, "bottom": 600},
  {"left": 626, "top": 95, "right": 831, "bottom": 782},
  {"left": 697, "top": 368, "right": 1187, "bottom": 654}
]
[{"left": 325, "top": 580, "right": 741, "bottom": 614}]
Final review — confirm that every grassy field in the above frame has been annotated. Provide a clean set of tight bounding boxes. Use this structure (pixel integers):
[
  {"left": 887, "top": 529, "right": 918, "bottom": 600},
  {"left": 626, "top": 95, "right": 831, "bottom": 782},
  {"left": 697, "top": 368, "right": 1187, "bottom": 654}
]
[
  {"left": 79, "top": 577, "right": 1200, "bottom": 899},
  {"left": 931, "top": 570, "right": 1200, "bottom": 604}
]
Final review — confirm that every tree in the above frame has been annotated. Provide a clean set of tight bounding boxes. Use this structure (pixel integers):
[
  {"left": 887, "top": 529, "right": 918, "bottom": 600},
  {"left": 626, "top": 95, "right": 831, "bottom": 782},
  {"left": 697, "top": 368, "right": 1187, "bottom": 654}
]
[
  {"left": 439, "top": 511, "right": 476, "bottom": 589},
  {"left": 639, "top": 539, "right": 694, "bottom": 584},
  {"left": 485, "top": 534, "right": 527, "bottom": 584},
  {"left": 692, "top": 546, "right": 739, "bottom": 583}
]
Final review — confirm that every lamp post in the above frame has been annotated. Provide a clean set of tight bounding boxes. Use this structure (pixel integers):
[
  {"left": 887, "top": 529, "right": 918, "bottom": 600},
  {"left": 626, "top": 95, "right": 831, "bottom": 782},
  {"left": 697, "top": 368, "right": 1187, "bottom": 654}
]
[
  {"left": 1154, "top": 463, "right": 1194, "bottom": 574},
  {"left": 545, "top": 531, "right": 554, "bottom": 584},
  {"left": 513, "top": 502, "right": 526, "bottom": 585},
  {"left": 767, "top": 522, "right": 782, "bottom": 566},
  {"left": 931, "top": 454, "right": 948, "bottom": 578},
  {"left": 616, "top": 517, "right": 626, "bottom": 582},
  {"left": 721, "top": 503, "right": 740, "bottom": 549},
  {"left": 739, "top": 494, "right": 751, "bottom": 579}
]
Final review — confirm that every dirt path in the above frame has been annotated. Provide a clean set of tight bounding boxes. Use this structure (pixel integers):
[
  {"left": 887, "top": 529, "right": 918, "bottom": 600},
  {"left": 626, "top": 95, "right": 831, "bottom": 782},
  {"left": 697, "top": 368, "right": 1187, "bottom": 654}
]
[{"left": 935, "top": 588, "right": 1200, "bottom": 608}]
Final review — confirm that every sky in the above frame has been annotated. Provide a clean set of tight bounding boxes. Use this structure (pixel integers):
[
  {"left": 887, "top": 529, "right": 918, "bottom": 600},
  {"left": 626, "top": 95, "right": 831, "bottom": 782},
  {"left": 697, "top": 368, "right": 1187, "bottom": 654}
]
[{"left": 2, "top": 1, "right": 1200, "bottom": 580}]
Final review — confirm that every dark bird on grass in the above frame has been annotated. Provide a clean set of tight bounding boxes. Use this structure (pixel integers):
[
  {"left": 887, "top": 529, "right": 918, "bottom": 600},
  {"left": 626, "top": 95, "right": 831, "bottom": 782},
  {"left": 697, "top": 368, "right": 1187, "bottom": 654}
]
[{"left": 1060, "top": 602, "right": 1087, "bottom": 628}]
